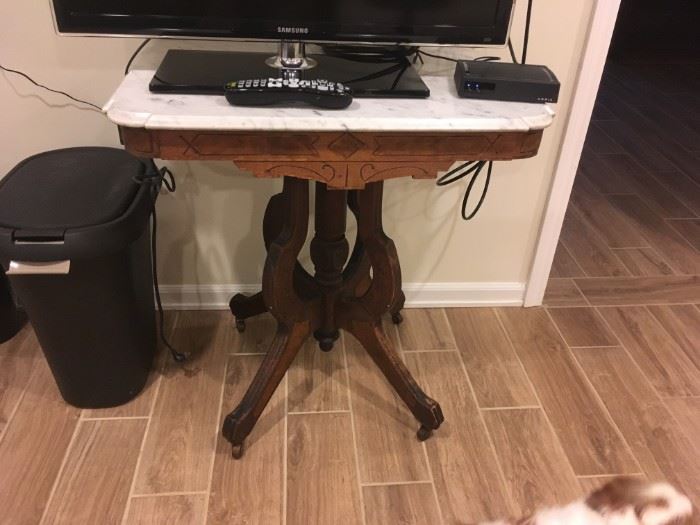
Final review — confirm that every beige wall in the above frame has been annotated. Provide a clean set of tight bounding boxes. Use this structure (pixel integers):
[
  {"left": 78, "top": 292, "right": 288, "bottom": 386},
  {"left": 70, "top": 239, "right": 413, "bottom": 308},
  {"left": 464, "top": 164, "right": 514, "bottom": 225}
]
[{"left": 0, "top": 1, "right": 594, "bottom": 293}]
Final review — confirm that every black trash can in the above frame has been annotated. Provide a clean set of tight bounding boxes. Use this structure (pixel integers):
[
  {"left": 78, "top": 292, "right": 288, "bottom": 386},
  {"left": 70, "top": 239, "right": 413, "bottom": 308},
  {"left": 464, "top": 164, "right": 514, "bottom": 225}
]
[
  {"left": 0, "top": 147, "right": 158, "bottom": 408},
  {"left": 0, "top": 267, "right": 27, "bottom": 343}
]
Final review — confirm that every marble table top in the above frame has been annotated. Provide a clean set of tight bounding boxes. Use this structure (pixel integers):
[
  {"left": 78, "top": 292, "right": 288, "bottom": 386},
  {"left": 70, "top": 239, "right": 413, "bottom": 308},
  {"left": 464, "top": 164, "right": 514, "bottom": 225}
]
[{"left": 105, "top": 70, "right": 556, "bottom": 133}]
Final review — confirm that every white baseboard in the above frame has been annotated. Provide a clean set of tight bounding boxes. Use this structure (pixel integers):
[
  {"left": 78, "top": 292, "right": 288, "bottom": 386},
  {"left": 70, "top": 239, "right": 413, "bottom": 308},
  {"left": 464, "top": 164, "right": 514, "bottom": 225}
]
[{"left": 159, "top": 282, "right": 525, "bottom": 310}]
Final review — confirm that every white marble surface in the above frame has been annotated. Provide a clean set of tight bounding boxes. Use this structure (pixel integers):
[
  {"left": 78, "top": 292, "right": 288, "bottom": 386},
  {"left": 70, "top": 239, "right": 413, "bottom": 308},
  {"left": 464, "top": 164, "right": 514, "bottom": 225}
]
[{"left": 104, "top": 70, "right": 556, "bottom": 132}]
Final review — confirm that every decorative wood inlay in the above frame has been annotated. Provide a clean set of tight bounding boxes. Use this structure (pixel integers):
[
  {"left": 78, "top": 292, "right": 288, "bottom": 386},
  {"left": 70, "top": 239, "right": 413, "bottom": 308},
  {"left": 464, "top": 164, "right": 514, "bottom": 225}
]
[
  {"left": 240, "top": 163, "right": 338, "bottom": 184},
  {"left": 178, "top": 132, "right": 319, "bottom": 157},
  {"left": 359, "top": 164, "right": 431, "bottom": 183},
  {"left": 372, "top": 134, "right": 497, "bottom": 157},
  {"left": 119, "top": 128, "right": 543, "bottom": 189},
  {"left": 328, "top": 132, "right": 365, "bottom": 159}
]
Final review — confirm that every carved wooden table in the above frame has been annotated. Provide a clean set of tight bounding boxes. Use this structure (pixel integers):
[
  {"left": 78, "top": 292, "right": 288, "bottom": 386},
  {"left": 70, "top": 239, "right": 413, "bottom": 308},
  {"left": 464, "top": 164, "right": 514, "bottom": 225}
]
[{"left": 107, "top": 71, "right": 554, "bottom": 458}]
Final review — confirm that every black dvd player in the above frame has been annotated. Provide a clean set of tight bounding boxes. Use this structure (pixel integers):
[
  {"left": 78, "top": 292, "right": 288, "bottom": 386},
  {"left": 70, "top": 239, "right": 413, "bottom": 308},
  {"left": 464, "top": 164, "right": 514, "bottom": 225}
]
[{"left": 454, "top": 60, "right": 560, "bottom": 104}]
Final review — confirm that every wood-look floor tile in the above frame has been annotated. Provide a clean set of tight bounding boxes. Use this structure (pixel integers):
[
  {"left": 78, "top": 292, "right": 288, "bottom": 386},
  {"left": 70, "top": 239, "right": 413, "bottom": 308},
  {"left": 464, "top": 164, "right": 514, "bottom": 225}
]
[
  {"left": 550, "top": 242, "right": 585, "bottom": 278},
  {"left": 599, "top": 91, "right": 700, "bottom": 182},
  {"left": 573, "top": 347, "right": 700, "bottom": 511},
  {"left": 0, "top": 326, "right": 40, "bottom": 437},
  {"left": 232, "top": 313, "right": 277, "bottom": 354},
  {"left": 585, "top": 122, "right": 624, "bottom": 155},
  {"left": 591, "top": 102, "right": 616, "bottom": 122},
  {"left": 634, "top": 101, "right": 700, "bottom": 152},
  {"left": 650, "top": 170, "right": 700, "bottom": 217},
  {"left": 596, "top": 154, "right": 695, "bottom": 219},
  {"left": 0, "top": 358, "right": 80, "bottom": 524},
  {"left": 396, "top": 309, "right": 456, "bottom": 351},
  {"left": 344, "top": 334, "right": 428, "bottom": 483},
  {"left": 126, "top": 494, "right": 207, "bottom": 525},
  {"left": 483, "top": 409, "right": 581, "bottom": 515},
  {"left": 597, "top": 307, "right": 700, "bottom": 397},
  {"left": 497, "top": 308, "right": 637, "bottom": 476},
  {"left": 578, "top": 149, "right": 631, "bottom": 194},
  {"left": 570, "top": 175, "right": 648, "bottom": 248},
  {"left": 446, "top": 308, "right": 537, "bottom": 408},
  {"left": 543, "top": 279, "right": 588, "bottom": 307},
  {"left": 287, "top": 413, "right": 362, "bottom": 525},
  {"left": 134, "top": 311, "right": 229, "bottom": 494},
  {"left": 647, "top": 305, "right": 700, "bottom": 370},
  {"left": 600, "top": 78, "right": 700, "bottom": 161},
  {"left": 612, "top": 248, "right": 675, "bottom": 276},
  {"left": 667, "top": 219, "right": 700, "bottom": 251},
  {"left": 577, "top": 475, "right": 646, "bottom": 495},
  {"left": 404, "top": 352, "right": 517, "bottom": 523},
  {"left": 665, "top": 398, "right": 700, "bottom": 446},
  {"left": 208, "top": 355, "right": 284, "bottom": 525},
  {"left": 288, "top": 338, "right": 349, "bottom": 413},
  {"left": 595, "top": 119, "right": 674, "bottom": 174},
  {"left": 608, "top": 195, "right": 700, "bottom": 275},
  {"left": 575, "top": 275, "right": 700, "bottom": 305},
  {"left": 547, "top": 307, "right": 618, "bottom": 347},
  {"left": 559, "top": 209, "right": 629, "bottom": 277},
  {"left": 43, "top": 419, "right": 146, "bottom": 525},
  {"left": 363, "top": 483, "right": 440, "bottom": 525}
]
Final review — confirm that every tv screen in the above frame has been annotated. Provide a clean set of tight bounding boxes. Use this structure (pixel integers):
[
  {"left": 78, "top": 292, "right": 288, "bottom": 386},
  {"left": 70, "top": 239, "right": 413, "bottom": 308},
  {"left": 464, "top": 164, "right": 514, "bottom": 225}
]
[{"left": 51, "top": 0, "right": 515, "bottom": 45}]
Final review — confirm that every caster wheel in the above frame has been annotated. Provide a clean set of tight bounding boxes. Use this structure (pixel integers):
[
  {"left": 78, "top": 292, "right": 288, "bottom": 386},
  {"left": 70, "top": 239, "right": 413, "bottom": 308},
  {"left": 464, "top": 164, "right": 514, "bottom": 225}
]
[
  {"left": 235, "top": 319, "right": 246, "bottom": 333},
  {"left": 417, "top": 425, "right": 432, "bottom": 442},
  {"left": 391, "top": 312, "right": 403, "bottom": 325},
  {"left": 319, "top": 340, "right": 334, "bottom": 352},
  {"left": 231, "top": 443, "right": 245, "bottom": 459}
]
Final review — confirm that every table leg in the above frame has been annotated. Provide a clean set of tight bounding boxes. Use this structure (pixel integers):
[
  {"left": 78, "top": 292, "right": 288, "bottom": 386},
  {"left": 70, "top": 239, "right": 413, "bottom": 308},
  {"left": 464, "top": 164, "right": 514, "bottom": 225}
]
[
  {"left": 339, "top": 182, "right": 443, "bottom": 438},
  {"left": 222, "top": 178, "right": 315, "bottom": 458},
  {"left": 223, "top": 322, "right": 310, "bottom": 458},
  {"left": 344, "top": 320, "right": 443, "bottom": 439}
]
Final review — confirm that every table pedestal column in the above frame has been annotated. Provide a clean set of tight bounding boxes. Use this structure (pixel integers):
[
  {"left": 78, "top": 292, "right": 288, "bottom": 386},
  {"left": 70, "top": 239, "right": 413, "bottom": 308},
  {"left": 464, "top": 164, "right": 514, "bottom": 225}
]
[{"left": 224, "top": 177, "right": 443, "bottom": 459}]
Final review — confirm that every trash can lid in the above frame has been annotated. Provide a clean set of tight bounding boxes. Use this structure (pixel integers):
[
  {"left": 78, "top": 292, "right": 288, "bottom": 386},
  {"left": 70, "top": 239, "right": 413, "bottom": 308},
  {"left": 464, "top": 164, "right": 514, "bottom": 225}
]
[{"left": 0, "top": 147, "right": 149, "bottom": 231}]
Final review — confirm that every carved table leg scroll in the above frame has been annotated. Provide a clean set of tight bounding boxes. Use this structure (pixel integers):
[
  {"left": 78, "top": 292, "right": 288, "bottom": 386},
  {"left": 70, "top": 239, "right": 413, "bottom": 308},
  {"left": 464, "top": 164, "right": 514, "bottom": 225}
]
[
  {"left": 229, "top": 191, "right": 317, "bottom": 331},
  {"left": 222, "top": 177, "right": 443, "bottom": 458}
]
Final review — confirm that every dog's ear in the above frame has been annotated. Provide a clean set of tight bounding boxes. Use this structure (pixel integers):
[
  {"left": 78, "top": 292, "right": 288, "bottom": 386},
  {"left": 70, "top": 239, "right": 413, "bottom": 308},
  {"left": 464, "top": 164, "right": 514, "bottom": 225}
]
[
  {"left": 586, "top": 477, "right": 647, "bottom": 514},
  {"left": 586, "top": 478, "right": 692, "bottom": 525}
]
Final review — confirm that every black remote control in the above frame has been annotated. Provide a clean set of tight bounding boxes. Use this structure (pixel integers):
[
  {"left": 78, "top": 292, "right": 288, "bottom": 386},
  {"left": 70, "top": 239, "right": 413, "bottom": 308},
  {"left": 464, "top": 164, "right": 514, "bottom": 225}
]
[{"left": 224, "top": 78, "right": 353, "bottom": 110}]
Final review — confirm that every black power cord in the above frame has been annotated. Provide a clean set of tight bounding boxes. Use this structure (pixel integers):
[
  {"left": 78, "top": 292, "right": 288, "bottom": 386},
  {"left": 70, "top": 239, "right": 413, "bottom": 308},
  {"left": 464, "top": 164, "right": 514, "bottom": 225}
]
[
  {"left": 0, "top": 64, "right": 102, "bottom": 111},
  {"left": 414, "top": 50, "right": 459, "bottom": 63},
  {"left": 122, "top": 50, "right": 186, "bottom": 363},
  {"left": 134, "top": 166, "right": 188, "bottom": 363},
  {"left": 125, "top": 39, "right": 152, "bottom": 75},
  {"left": 0, "top": 36, "right": 153, "bottom": 110},
  {"left": 437, "top": 161, "right": 493, "bottom": 220},
  {"left": 321, "top": 44, "right": 419, "bottom": 63},
  {"left": 522, "top": 0, "right": 534, "bottom": 64}
]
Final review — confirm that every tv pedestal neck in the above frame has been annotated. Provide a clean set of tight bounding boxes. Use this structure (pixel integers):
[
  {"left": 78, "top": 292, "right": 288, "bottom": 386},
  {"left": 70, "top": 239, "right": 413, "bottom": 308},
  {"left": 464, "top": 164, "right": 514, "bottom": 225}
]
[{"left": 265, "top": 40, "right": 318, "bottom": 70}]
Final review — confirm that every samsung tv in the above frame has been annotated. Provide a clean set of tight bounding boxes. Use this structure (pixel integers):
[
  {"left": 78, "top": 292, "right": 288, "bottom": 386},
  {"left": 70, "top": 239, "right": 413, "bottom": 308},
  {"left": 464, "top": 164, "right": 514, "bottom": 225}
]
[
  {"left": 51, "top": 0, "right": 515, "bottom": 46},
  {"left": 50, "top": 1, "right": 516, "bottom": 97}
]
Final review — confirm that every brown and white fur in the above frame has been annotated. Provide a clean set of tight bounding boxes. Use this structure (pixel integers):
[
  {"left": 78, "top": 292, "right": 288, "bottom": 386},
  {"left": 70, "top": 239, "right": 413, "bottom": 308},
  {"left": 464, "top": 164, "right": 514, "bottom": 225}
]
[{"left": 483, "top": 478, "right": 693, "bottom": 525}]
